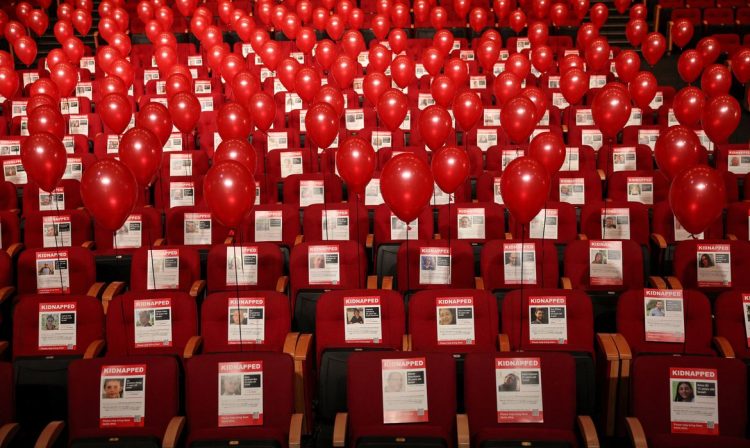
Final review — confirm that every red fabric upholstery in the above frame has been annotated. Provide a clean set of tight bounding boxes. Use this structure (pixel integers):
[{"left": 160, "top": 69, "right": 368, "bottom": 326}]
[
  {"left": 129, "top": 246, "right": 201, "bottom": 293},
  {"left": 0, "top": 250, "right": 11, "bottom": 288},
  {"left": 206, "top": 243, "right": 284, "bottom": 294},
  {"left": 596, "top": 144, "right": 654, "bottom": 176},
  {"left": 549, "top": 170, "right": 603, "bottom": 205},
  {"left": 725, "top": 202, "right": 750, "bottom": 241},
  {"left": 580, "top": 201, "right": 651, "bottom": 246},
  {"left": 607, "top": 170, "right": 670, "bottom": 204},
  {"left": 507, "top": 201, "right": 578, "bottom": 243},
  {"left": 480, "top": 240, "right": 559, "bottom": 290},
  {"left": 289, "top": 241, "right": 368, "bottom": 304},
  {"left": 94, "top": 207, "right": 164, "bottom": 256},
  {"left": 436, "top": 202, "right": 505, "bottom": 243},
  {"left": 241, "top": 204, "right": 301, "bottom": 249},
  {"left": 282, "top": 174, "right": 344, "bottom": 207},
  {"left": 164, "top": 206, "right": 232, "bottom": 248},
  {"left": 715, "top": 290, "right": 750, "bottom": 360},
  {"left": 563, "top": 239, "right": 644, "bottom": 292},
  {"left": 395, "top": 240, "right": 476, "bottom": 292},
  {"left": 0, "top": 210, "right": 19, "bottom": 250},
  {"left": 652, "top": 201, "right": 724, "bottom": 243},
  {"left": 302, "top": 202, "right": 369, "bottom": 245},
  {"left": 372, "top": 204, "right": 434, "bottom": 250},
  {"left": 17, "top": 247, "right": 96, "bottom": 296},
  {"left": 23, "top": 210, "right": 93, "bottom": 249},
  {"left": 0, "top": 180, "right": 17, "bottom": 211},
  {"left": 672, "top": 240, "right": 750, "bottom": 292},
  {"left": 22, "top": 181, "right": 84, "bottom": 213}
]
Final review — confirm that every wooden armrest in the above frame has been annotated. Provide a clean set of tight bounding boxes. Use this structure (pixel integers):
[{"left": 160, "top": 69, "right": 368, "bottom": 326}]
[
  {"left": 0, "top": 341, "right": 7, "bottom": 356},
  {"left": 101, "top": 281, "right": 125, "bottom": 303},
  {"left": 162, "top": 416, "right": 185, "bottom": 448},
  {"left": 366, "top": 233, "right": 373, "bottom": 249},
  {"left": 650, "top": 233, "right": 667, "bottom": 250},
  {"left": 0, "top": 422, "right": 19, "bottom": 448},
  {"left": 625, "top": 417, "right": 648, "bottom": 448},
  {"left": 561, "top": 277, "right": 572, "bottom": 290},
  {"left": 434, "top": 233, "right": 441, "bottom": 240},
  {"left": 183, "top": 335, "right": 203, "bottom": 359},
  {"left": 293, "top": 333, "right": 313, "bottom": 426},
  {"left": 610, "top": 333, "right": 632, "bottom": 361},
  {"left": 665, "top": 276, "right": 683, "bottom": 290},
  {"left": 283, "top": 332, "right": 300, "bottom": 357},
  {"left": 475, "top": 277, "right": 485, "bottom": 290},
  {"left": 0, "top": 287, "right": 14, "bottom": 305},
  {"left": 648, "top": 276, "right": 667, "bottom": 289},
  {"left": 702, "top": 19, "right": 708, "bottom": 25},
  {"left": 33, "top": 421, "right": 64, "bottom": 448},
  {"left": 367, "top": 275, "right": 378, "bottom": 289},
  {"left": 597, "top": 169, "right": 606, "bottom": 181},
  {"left": 713, "top": 336, "right": 736, "bottom": 358},
  {"left": 5, "top": 242, "right": 23, "bottom": 258},
  {"left": 83, "top": 339, "right": 105, "bottom": 359},
  {"left": 333, "top": 413, "right": 348, "bottom": 447},
  {"left": 457, "top": 414, "right": 470, "bottom": 448},
  {"left": 154, "top": 238, "right": 165, "bottom": 246},
  {"left": 289, "top": 413, "right": 304, "bottom": 448},
  {"left": 596, "top": 334, "right": 619, "bottom": 361},
  {"left": 223, "top": 236, "right": 234, "bottom": 244},
  {"left": 562, "top": 124, "right": 569, "bottom": 133},
  {"left": 382, "top": 276, "right": 393, "bottom": 290},
  {"left": 294, "top": 234, "right": 304, "bottom": 246},
  {"left": 87, "top": 282, "right": 107, "bottom": 300},
  {"left": 81, "top": 241, "right": 95, "bottom": 250},
  {"left": 189, "top": 280, "right": 206, "bottom": 298},
  {"left": 505, "top": 232, "right": 513, "bottom": 239},
  {"left": 577, "top": 415, "right": 600, "bottom": 448},
  {"left": 498, "top": 334, "right": 510, "bottom": 352},
  {"left": 294, "top": 333, "right": 312, "bottom": 362},
  {"left": 595, "top": 333, "right": 620, "bottom": 437},
  {"left": 727, "top": 233, "right": 738, "bottom": 240},
  {"left": 578, "top": 233, "right": 588, "bottom": 240},
  {"left": 402, "top": 334, "right": 411, "bottom": 351},
  {"left": 276, "top": 276, "right": 289, "bottom": 293}
]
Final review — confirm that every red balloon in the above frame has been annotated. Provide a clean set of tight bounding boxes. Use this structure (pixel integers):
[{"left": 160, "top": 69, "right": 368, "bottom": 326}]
[
  {"left": 642, "top": 32, "right": 666, "bottom": 66},
  {"left": 295, "top": 67, "right": 321, "bottom": 103},
  {"left": 325, "top": 14, "right": 344, "bottom": 40},
  {"left": 28, "top": 10, "right": 49, "bottom": 37},
  {"left": 494, "top": 72, "right": 523, "bottom": 106},
  {"left": 72, "top": 9, "right": 92, "bottom": 35},
  {"left": 331, "top": 55, "right": 357, "bottom": 89},
  {"left": 453, "top": 91, "right": 483, "bottom": 132},
  {"left": 731, "top": 48, "right": 750, "bottom": 84},
  {"left": 81, "top": 159, "right": 138, "bottom": 232},
  {"left": 297, "top": 27, "right": 317, "bottom": 54},
  {"left": 585, "top": 37, "right": 610, "bottom": 72},
  {"left": 576, "top": 23, "right": 598, "bottom": 49},
  {"left": 388, "top": 29, "right": 407, "bottom": 54},
  {"left": 305, "top": 103, "right": 339, "bottom": 148},
  {"left": 672, "top": 86, "right": 705, "bottom": 128},
  {"left": 391, "top": 55, "right": 415, "bottom": 88},
  {"left": 431, "top": 75, "right": 456, "bottom": 108},
  {"left": 559, "top": 54, "right": 585, "bottom": 74},
  {"left": 341, "top": 30, "right": 365, "bottom": 59},
  {"left": 625, "top": 19, "right": 648, "bottom": 47},
  {"left": 250, "top": 29, "right": 269, "bottom": 54},
  {"left": 614, "top": 50, "right": 640, "bottom": 83},
  {"left": 701, "top": 95, "right": 740, "bottom": 144},
  {"left": 506, "top": 53, "right": 531, "bottom": 79},
  {"left": 4, "top": 21, "right": 26, "bottom": 45},
  {"left": 377, "top": 89, "right": 408, "bottom": 132},
  {"left": 231, "top": 71, "right": 260, "bottom": 105},
  {"left": 282, "top": 13, "right": 301, "bottom": 40},
  {"left": 0, "top": 68, "right": 19, "bottom": 99},
  {"left": 629, "top": 71, "right": 657, "bottom": 109},
  {"left": 671, "top": 19, "right": 694, "bottom": 49},
  {"left": 669, "top": 166, "right": 725, "bottom": 234},
  {"left": 477, "top": 41, "right": 500, "bottom": 73},
  {"left": 13, "top": 36, "right": 37, "bottom": 66},
  {"left": 63, "top": 37, "right": 84, "bottom": 64},
  {"left": 165, "top": 73, "right": 191, "bottom": 99},
  {"left": 592, "top": 85, "right": 632, "bottom": 140},
  {"left": 99, "top": 93, "right": 132, "bottom": 135},
  {"left": 363, "top": 72, "right": 389, "bottom": 106},
  {"left": 313, "top": 85, "right": 345, "bottom": 117},
  {"left": 615, "top": 0, "right": 631, "bottom": 13},
  {"left": 276, "top": 57, "right": 301, "bottom": 92},
  {"left": 422, "top": 46, "right": 444, "bottom": 76},
  {"left": 419, "top": 105, "right": 453, "bottom": 151},
  {"left": 28, "top": 106, "right": 65, "bottom": 139},
  {"left": 700, "top": 64, "right": 731, "bottom": 97},
  {"left": 97, "top": 46, "right": 121, "bottom": 73},
  {"left": 560, "top": 68, "right": 589, "bottom": 105},
  {"left": 110, "top": 58, "right": 134, "bottom": 88},
  {"left": 30, "top": 78, "right": 60, "bottom": 101},
  {"left": 136, "top": 102, "right": 172, "bottom": 146},
  {"left": 259, "top": 41, "right": 283, "bottom": 70},
  {"left": 469, "top": 7, "right": 488, "bottom": 32},
  {"left": 529, "top": 132, "right": 565, "bottom": 175},
  {"left": 677, "top": 50, "right": 703, "bottom": 84},
  {"left": 630, "top": 4, "right": 647, "bottom": 20},
  {"left": 501, "top": 96, "right": 537, "bottom": 144},
  {"left": 248, "top": 93, "right": 276, "bottom": 132},
  {"left": 109, "top": 32, "right": 131, "bottom": 56},
  {"left": 215, "top": 139, "right": 257, "bottom": 175},
  {"left": 118, "top": 127, "right": 162, "bottom": 188},
  {"left": 531, "top": 45, "right": 554, "bottom": 74},
  {"left": 521, "top": 87, "right": 549, "bottom": 124},
  {"left": 380, "top": 153, "right": 434, "bottom": 223},
  {"left": 501, "top": 157, "right": 550, "bottom": 225},
  {"left": 217, "top": 103, "right": 252, "bottom": 140},
  {"left": 509, "top": 9, "right": 527, "bottom": 33},
  {"left": 445, "top": 58, "right": 469, "bottom": 86},
  {"left": 433, "top": 29, "right": 454, "bottom": 56},
  {"left": 654, "top": 125, "right": 701, "bottom": 179},
  {"left": 430, "top": 6, "right": 448, "bottom": 29},
  {"left": 314, "top": 40, "right": 336, "bottom": 70},
  {"left": 371, "top": 14, "right": 390, "bottom": 40},
  {"left": 98, "top": 76, "right": 126, "bottom": 96},
  {"left": 697, "top": 37, "right": 721, "bottom": 66},
  {"left": 431, "top": 146, "right": 470, "bottom": 195},
  {"left": 336, "top": 136, "right": 376, "bottom": 195},
  {"left": 454, "top": 0, "right": 470, "bottom": 18},
  {"left": 528, "top": 22, "right": 549, "bottom": 47},
  {"left": 573, "top": 0, "right": 591, "bottom": 20},
  {"left": 168, "top": 92, "right": 201, "bottom": 133},
  {"left": 49, "top": 61, "right": 77, "bottom": 97},
  {"left": 590, "top": 3, "right": 608, "bottom": 28},
  {"left": 220, "top": 53, "right": 245, "bottom": 84},
  {"left": 204, "top": 161, "right": 256, "bottom": 229},
  {"left": 550, "top": 2, "right": 570, "bottom": 26},
  {"left": 54, "top": 20, "right": 74, "bottom": 43},
  {"left": 21, "top": 132, "right": 67, "bottom": 193}
]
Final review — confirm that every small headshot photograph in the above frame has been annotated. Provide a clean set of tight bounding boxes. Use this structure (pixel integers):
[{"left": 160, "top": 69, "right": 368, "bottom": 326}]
[
  {"left": 592, "top": 251, "right": 606, "bottom": 265},
  {"left": 420, "top": 255, "right": 436, "bottom": 271},
  {"left": 136, "top": 310, "right": 153, "bottom": 327},
  {"left": 4, "top": 166, "right": 16, "bottom": 176},
  {"left": 603, "top": 216, "right": 618, "bottom": 229},
  {"left": 730, "top": 156, "right": 740, "bottom": 167},
  {"left": 673, "top": 381, "right": 695, "bottom": 403},
  {"left": 459, "top": 216, "right": 472, "bottom": 229},
  {"left": 221, "top": 375, "right": 242, "bottom": 396},
  {"left": 37, "top": 262, "right": 54, "bottom": 276},
  {"left": 384, "top": 371, "right": 404, "bottom": 393},
  {"left": 699, "top": 253, "right": 715, "bottom": 268},
  {"left": 629, "top": 184, "right": 642, "bottom": 196},
  {"left": 614, "top": 154, "right": 625, "bottom": 164},
  {"left": 499, "top": 373, "right": 520, "bottom": 392},
  {"left": 310, "top": 255, "right": 325, "bottom": 269},
  {"left": 438, "top": 307, "right": 456, "bottom": 326},
  {"left": 44, "top": 224, "right": 58, "bottom": 237},
  {"left": 41, "top": 314, "right": 59, "bottom": 331},
  {"left": 646, "top": 300, "right": 666, "bottom": 317},
  {"left": 347, "top": 307, "right": 365, "bottom": 324},
  {"left": 505, "top": 252, "right": 521, "bottom": 267},
  {"left": 530, "top": 307, "right": 548, "bottom": 325},
  {"left": 560, "top": 185, "right": 571, "bottom": 197},
  {"left": 40, "top": 194, "right": 52, "bottom": 206},
  {"left": 102, "top": 378, "right": 124, "bottom": 399},
  {"left": 171, "top": 189, "right": 184, "bottom": 200},
  {"left": 229, "top": 308, "right": 248, "bottom": 326},
  {"left": 185, "top": 221, "right": 197, "bottom": 234}
]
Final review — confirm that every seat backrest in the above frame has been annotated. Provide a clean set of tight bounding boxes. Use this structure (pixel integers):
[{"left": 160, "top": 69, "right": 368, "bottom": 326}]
[
  {"left": 206, "top": 242, "right": 284, "bottom": 294},
  {"left": 396, "top": 240, "right": 476, "bottom": 292},
  {"left": 94, "top": 207, "right": 164, "bottom": 255},
  {"left": 0, "top": 180, "right": 17, "bottom": 211},
  {"left": 0, "top": 210, "right": 19, "bottom": 251},
  {"left": 201, "top": 291, "right": 292, "bottom": 354},
  {"left": 480, "top": 240, "right": 559, "bottom": 290},
  {"left": 67, "top": 356, "right": 180, "bottom": 442},
  {"left": 714, "top": 290, "right": 750, "bottom": 360},
  {"left": 282, "top": 173, "right": 344, "bottom": 207},
  {"left": 129, "top": 246, "right": 202, "bottom": 293},
  {"left": 563, "top": 239, "right": 644, "bottom": 291},
  {"left": 13, "top": 294, "right": 105, "bottom": 359},
  {"left": 652, "top": 201, "right": 724, "bottom": 243},
  {"left": 550, "top": 170, "right": 603, "bottom": 206},
  {"left": 597, "top": 144, "right": 654, "bottom": 176},
  {"left": 507, "top": 201, "right": 579, "bottom": 244},
  {"left": 672, "top": 240, "right": 750, "bottom": 292},
  {"left": 23, "top": 209, "right": 93, "bottom": 249},
  {"left": 17, "top": 247, "right": 96, "bottom": 296},
  {"left": 302, "top": 202, "right": 369, "bottom": 245},
  {"left": 164, "top": 206, "right": 232, "bottom": 247},
  {"left": 153, "top": 176, "right": 205, "bottom": 210},
  {"left": 241, "top": 204, "right": 300, "bottom": 249},
  {"left": 22, "top": 180, "right": 82, "bottom": 213},
  {"left": 606, "top": 170, "right": 670, "bottom": 205},
  {"left": 580, "top": 201, "right": 651, "bottom": 246},
  {"left": 372, "top": 204, "right": 434, "bottom": 249},
  {"left": 436, "top": 202, "right": 505, "bottom": 243},
  {"left": 725, "top": 202, "right": 749, "bottom": 240},
  {"left": 289, "top": 241, "right": 368, "bottom": 300}
]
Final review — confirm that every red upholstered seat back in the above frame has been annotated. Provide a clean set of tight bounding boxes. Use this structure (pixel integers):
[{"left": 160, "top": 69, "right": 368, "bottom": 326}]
[
  {"left": 563, "top": 239, "right": 644, "bottom": 292},
  {"left": 481, "top": 240, "right": 560, "bottom": 291},
  {"left": 396, "top": 240, "right": 476, "bottom": 292},
  {"left": 129, "top": 245, "right": 201, "bottom": 293}
]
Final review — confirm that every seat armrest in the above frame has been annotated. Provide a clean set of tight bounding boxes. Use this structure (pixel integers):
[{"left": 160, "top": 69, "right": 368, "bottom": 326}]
[
  {"left": 595, "top": 333, "right": 620, "bottom": 437},
  {"left": 154, "top": 238, "right": 165, "bottom": 246},
  {"left": 333, "top": 413, "right": 348, "bottom": 447},
  {"left": 596, "top": 334, "right": 619, "bottom": 361},
  {"left": 498, "top": 334, "right": 510, "bottom": 352},
  {"left": 276, "top": 276, "right": 289, "bottom": 294},
  {"left": 294, "top": 334, "right": 312, "bottom": 362},
  {"left": 162, "top": 416, "right": 186, "bottom": 448},
  {"left": 5, "top": 242, "right": 23, "bottom": 259},
  {"left": 289, "top": 413, "right": 304, "bottom": 448},
  {"left": 648, "top": 276, "right": 667, "bottom": 289},
  {"left": 284, "top": 332, "right": 300, "bottom": 357},
  {"left": 224, "top": 236, "right": 234, "bottom": 245},
  {"left": 183, "top": 335, "right": 203, "bottom": 359},
  {"left": 650, "top": 233, "right": 667, "bottom": 250},
  {"left": 665, "top": 276, "right": 682, "bottom": 290},
  {"left": 83, "top": 339, "right": 106, "bottom": 359},
  {"left": 101, "top": 281, "right": 126, "bottom": 304},
  {"left": 457, "top": 414, "right": 470, "bottom": 448},
  {"left": 0, "top": 422, "right": 19, "bottom": 448},
  {"left": 34, "top": 421, "right": 65, "bottom": 448},
  {"left": 367, "top": 275, "right": 378, "bottom": 289},
  {"left": 434, "top": 233, "right": 441, "bottom": 240},
  {"left": 402, "top": 334, "right": 412, "bottom": 351},
  {"left": 561, "top": 277, "right": 572, "bottom": 290},
  {"left": 294, "top": 234, "right": 304, "bottom": 246},
  {"left": 578, "top": 233, "right": 588, "bottom": 240},
  {"left": 610, "top": 333, "right": 632, "bottom": 361},
  {"left": 577, "top": 415, "right": 600, "bottom": 448},
  {"left": 81, "top": 241, "right": 95, "bottom": 250},
  {"left": 382, "top": 276, "right": 393, "bottom": 290},
  {"left": 713, "top": 336, "right": 736, "bottom": 358},
  {"left": 87, "top": 282, "right": 108, "bottom": 300},
  {"left": 0, "top": 287, "right": 14, "bottom": 305},
  {"left": 366, "top": 234, "right": 374, "bottom": 249},
  {"left": 597, "top": 169, "right": 606, "bottom": 181},
  {"left": 562, "top": 124, "right": 569, "bottom": 133},
  {"left": 625, "top": 417, "right": 648, "bottom": 448},
  {"left": 293, "top": 333, "right": 313, "bottom": 430},
  {"left": 475, "top": 277, "right": 485, "bottom": 290},
  {"left": 505, "top": 232, "right": 513, "bottom": 239},
  {"left": 727, "top": 233, "right": 738, "bottom": 241},
  {"left": 189, "top": 280, "right": 206, "bottom": 298}
]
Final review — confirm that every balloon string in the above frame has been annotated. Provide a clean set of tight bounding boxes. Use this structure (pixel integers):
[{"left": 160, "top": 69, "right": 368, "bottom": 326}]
[
  {"left": 519, "top": 223, "right": 526, "bottom": 352},
  {"left": 355, "top": 193, "right": 362, "bottom": 289},
  {"left": 232, "top": 240, "right": 245, "bottom": 352},
  {"left": 52, "top": 190, "right": 65, "bottom": 293},
  {"left": 112, "top": 231, "right": 130, "bottom": 357},
  {"left": 602, "top": 142, "right": 612, "bottom": 242},
  {"left": 144, "top": 186, "right": 159, "bottom": 291}
]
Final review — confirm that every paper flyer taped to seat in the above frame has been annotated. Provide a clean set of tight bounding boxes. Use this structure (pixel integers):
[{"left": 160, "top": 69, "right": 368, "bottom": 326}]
[
  {"left": 626, "top": 177, "right": 654, "bottom": 205},
  {"left": 280, "top": 151, "right": 304, "bottom": 178},
  {"left": 638, "top": 129, "right": 659, "bottom": 151},
  {"left": 457, "top": 208, "right": 486, "bottom": 240},
  {"left": 501, "top": 149, "right": 524, "bottom": 171},
  {"left": 670, "top": 367, "right": 718, "bottom": 435},
  {"left": 300, "top": 180, "right": 325, "bottom": 208},
  {"left": 133, "top": 298, "right": 173, "bottom": 348},
  {"left": 218, "top": 361, "right": 264, "bottom": 427},
  {"left": 365, "top": 179, "right": 385, "bottom": 206},
  {"left": 184, "top": 213, "right": 212, "bottom": 245},
  {"left": 727, "top": 150, "right": 750, "bottom": 174},
  {"left": 390, "top": 215, "right": 418, "bottom": 240},
  {"left": 100, "top": 364, "right": 146, "bottom": 428},
  {"left": 612, "top": 147, "right": 637, "bottom": 172},
  {"left": 345, "top": 109, "right": 365, "bottom": 130},
  {"left": 68, "top": 115, "right": 89, "bottom": 136},
  {"left": 227, "top": 297, "right": 265, "bottom": 344},
  {"left": 589, "top": 240, "right": 623, "bottom": 286},
  {"left": 163, "top": 133, "right": 184, "bottom": 152},
  {"left": 63, "top": 157, "right": 83, "bottom": 180},
  {"left": 344, "top": 296, "right": 383, "bottom": 343},
  {"left": 432, "top": 183, "right": 451, "bottom": 206},
  {"left": 169, "top": 181, "right": 195, "bottom": 208},
  {"left": 697, "top": 244, "right": 731, "bottom": 287},
  {"left": 146, "top": 249, "right": 180, "bottom": 290},
  {"left": 600, "top": 208, "right": 631, "bottom": 240},
  {"left": 39, "top": 187, "right": 64, "bottom": 211},
  {"left": 0, "top": 139, "right": 20, "bottom": 156},
  {"left": 435, "top": 296, "right": 475, "bottom": 345},
  {"left": 493, "top": 177, "right": 504, "bottom": 205},
  {"left": 169, "top": 153, "right": 193, "bottom": 177},
  {"left": 254, "top": 210, "right": 283, "bottom": 242},
  {"left": 528, "top": 296, "right": 568, "bottom": 344},
  {"left": 322, "top": 209, "right": 350, "bottom": 241},
  {"left": 503, "top": 243, "right": 537, "bottom": 285},
  {"left": 581, "top": 129, "right": 603, "bottom": 151},
  {"left": 484, "top": 108, "right": 501, "bottom": 127},
  {"left": 226, "top": 246, "right": 258, "bottom": 286},
  {"left": 38, "top": 301, "right": 77, "bottom": 350},
  {"left": 626, "top": 108, "right": 643, "bottom": 127},
  {"left": 559, "top": 147, "right": 580, "bottom": 172},
  {"left": 575, "top": 109, "right": 594, "bottom": 126},
  {"left": 36, "top": 250, "right": 70, "bottom": 294},
  {"left": 43, "top": 215, "right": 72, "bottom": 248},
  {"left": 419, "top": 247, "right": 451, "bottom": 285},
  {"left": 674, "top": 218, "right": 703, "bottom": 241},
  {"left": 371, "top": 131, "right": 392, "bottom": 151},
  {"left": 114, "top": 214, "right": 143, "bottom": 249},
  {"left": 308, "top": 245, "right": 340, "bottom": 285},
  {"left": 62, "top": 136, "right": 76, "bottom": 155},
  {"left": 382, "top": 357, "right": 429, "bottom": 424},
  {"left": 476, "top": 128, "right": 497, "bottom": 151},
  {"left": 644, "top": 289, "right": 685, "bottom": 343},
  {"left": 496, "top": 357, "right": 544, "bottom": 423},
  {"left": 559, "top": 178, "right": 585, "bottom": 205},
  {"left": 743, "top": 294, "right": 750, "bottom": 347},
  {"left": 529, "top": 209, "right": 558, "bottom": 240}
]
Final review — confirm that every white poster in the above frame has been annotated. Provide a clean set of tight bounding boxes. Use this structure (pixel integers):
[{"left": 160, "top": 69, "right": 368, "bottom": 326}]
[
  {"left": 484, "top": 109, "right": 501, "bottom": 127},
  {"left": 227, "top": 297, "right": 265, "bottom": 344},
  {"left": 39, "top": 187, "right": 65, "bottom": 211},
  {"left": 38, "top": 301, "right": 77, "bottom": 350},
  {"left": 184, "top": 213, "right": 212, "bottom": 245},
  {"left": 344, "top": 296, "right": 383, "bottom": 343},
  {"left": 457, "top": 208, "right": 485, "bottom": 240},
  {"left": 254, "top": 210, "right": 283, "bottom": 242},
  {"left": 390, "top": 215, "right": 418, "bottom": 240},
  {"left": 436, "top": 296, "right": 475, "bottom": 345},
  {"left": 36, "top": 250, "right": 70, "bottom": 294},
  {"left": 419, "top": 247, "right": 451, "bottom": 285},
  {"left": 503, "top": 243, "right": 537, "bottom": 285},
  {"left": 322, "top": 209, "right": 350, "bottom": 241},
  {"left": 743, "top": 294, "right": 750, "bottom": 347},
  {"left": 371, "top": 131, "right": 392, "bottom": 151},
  {"left": 382, "top": 358, "right": 429, "bottom": 424},
  {"left": 163, "top": 133, "right": 184, "bottom": 152},
  {"left": 432, "top": 184, "right": 451, "bottom": 206},
  {"left": 169, "top": 181, "right": 195, "bottom": 208},
  {"left": 493, "top": 177, "right": 504, "bottom": 205},
  {"left": 644, "top": 289, "right": 685, "bottom": 343},
  {"left": 0, "top": 139, "right": 20, "bottom": 155},
  {"left": 146, "top": 249, "right": 180, "bottom": 290},
  {"left": 476, "top": 129, "right": 498, "bottom": 151},
  {"left": 575, "top": 109, "right": 594, "bottom": 126},
  {"left": 559, "top": 147, "right": 580, "bottom": 171},
  {"left": 501, "top": 149, "right": 524, "bottom": 171},
  {"left": 345, "top": 109, "right": 365, "bottom": 130},
  {"left": 612, "top": 147, "right": 637, "bottom": 172},
  {"left": 589, "top": 240, "right": 623, "bottom": 286},
  {"left": 496, "top": 357, "right": 544, "bottom": 423},
  {"left": 226, "top": 246, "right": 258, "bottom": 286},
  {"left": 600, "top": 208, "right": 631, "bottom": 240},
  {"left": 218, "top": 361, "right": 264, "bottom": 427},
  {"left": 675, "top": 218, "right": 703, "bottom": 241},
  {"left": 63, "top": 157, "right": 83, "bottom": 180},
  {"left": 300, "top": 180, "right": 325, "bottom": 207},
  {"left": 308, "top": 245, "right": 340, "bottom": 285},
  {"left": 670, "top": 368, "right": 718, "bottom": 435},
  {"left": 100, "top": 364, "right": 146, "bottom": 428},
  {"left": 133, "top": 298, "right": 173, "bottom": 348},
  {"left": 169, "top": 154, "right": 193, "bottom": 177},
  {"left": 529, "top": 209, "right": 558, "bottom": 240},
  {"left": 559, "top": 178, "right": 585, "bottom": 205},
  {"left": 43, "top": 215, "right": 72, "bottom": 248},
  {"left": 68, "top": 115, "right": 89, "bottom": 136},
  {"left": 365, "top": 179, "right": 384, "bottom": 206},
  {"left": 4, "top": 158, "right": 27, "bottom": 184},
  {"left": 528, "top": 296, "right": 567, "bottom": 344},
  {"left": 581, "top": 129, "right": 603, "bottom": 151},
  {"left": 696, "top": 244, "right": 731, "bottom": 287},
  {"left": 280, "top": 151, "right": 303, "bottom": 178},
  {"left": 627, "top": 177, "right": 654, "bottom": 205},
  {"left": 638, "top": 129, "right": 659, "bottom": 151},
  {"left": 727, "top": 150, "right": 750, "bottom": 175},
  {"left": 114, "top": 214, "right": 143, "bottom": 249}
]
